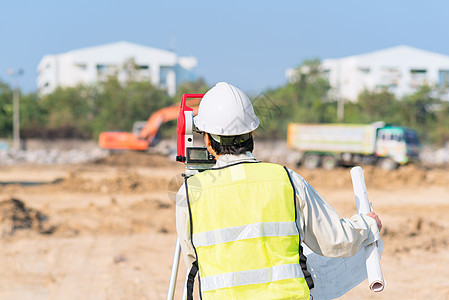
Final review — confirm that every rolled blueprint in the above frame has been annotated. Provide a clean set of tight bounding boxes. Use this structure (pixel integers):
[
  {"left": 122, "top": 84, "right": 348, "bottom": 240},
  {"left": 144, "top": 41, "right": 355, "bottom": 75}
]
[{"left": 350, "top": 166, "right": 385, "bottom": 292}]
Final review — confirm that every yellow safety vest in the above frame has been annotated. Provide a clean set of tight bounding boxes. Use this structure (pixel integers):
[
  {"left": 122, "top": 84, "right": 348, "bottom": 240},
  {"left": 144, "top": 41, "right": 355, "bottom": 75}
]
[{"left": 186, "top": 162, "right": 311, "bottom": 300}]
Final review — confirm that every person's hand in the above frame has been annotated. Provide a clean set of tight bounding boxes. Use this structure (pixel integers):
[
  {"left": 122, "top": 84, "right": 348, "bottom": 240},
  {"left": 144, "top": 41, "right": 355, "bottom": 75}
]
[{"left": 367, "top": 212, "right": 382, "bottom": 231}]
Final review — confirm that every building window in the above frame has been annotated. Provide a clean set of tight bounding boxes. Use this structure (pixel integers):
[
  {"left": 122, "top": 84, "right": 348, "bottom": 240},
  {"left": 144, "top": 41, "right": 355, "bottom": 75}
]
[
  {"left": 136, "top": 65, "right": 151, "bottom": 79},
  {"left": 320, "top": 69, "right": 330, "bottom": 79},
  {"left": 438, "top": 70, "right": 449, "bottom": 87},
  {"left": 75, "top": 63, "right": 87, "bottom": 70},
  {"left": 410, "top": 69, "right": 427, "bottom": 75},
  {"left": 96, "top": 64, "right": 108, "bottom": 71},
  {"left": 159, "top": 66, "right": 172, "bottom": 86},
  {"left": 358, "top": 67, "right": 370, "bottom": 74},
  {"left": 377, "top": 67, "right": 400, "bottom": 92},
  {"left": 410, "top": 69, "right": 427, "bottom": 88}
]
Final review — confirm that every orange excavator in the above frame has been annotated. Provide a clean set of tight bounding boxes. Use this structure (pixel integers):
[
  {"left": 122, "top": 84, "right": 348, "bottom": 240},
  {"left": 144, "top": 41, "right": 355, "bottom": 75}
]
[{"left": 98, "top": 99, "right": 200, "bottom": 151}]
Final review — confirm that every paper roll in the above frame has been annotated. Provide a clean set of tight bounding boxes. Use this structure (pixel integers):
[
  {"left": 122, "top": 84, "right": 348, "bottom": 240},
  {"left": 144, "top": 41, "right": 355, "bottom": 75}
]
[{"left": 350, "top": 166, "right": 385, "bottom": 292}]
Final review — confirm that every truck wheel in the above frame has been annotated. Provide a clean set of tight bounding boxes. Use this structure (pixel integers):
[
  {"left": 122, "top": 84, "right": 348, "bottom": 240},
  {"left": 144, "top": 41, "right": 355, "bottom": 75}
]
[
  {"left": 322, "top": 155, "right": 338, "bottom": 170},
  {"left": 378, "top": 158, "right": 398, "bottom": 170},
  {"left": 304, "top": 154, "right": 321, "bottom": 169}
]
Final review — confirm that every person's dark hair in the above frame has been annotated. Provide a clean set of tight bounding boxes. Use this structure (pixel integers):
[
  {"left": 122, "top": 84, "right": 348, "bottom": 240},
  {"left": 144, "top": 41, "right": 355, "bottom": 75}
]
[{"left": 208, "top": 133, "right": 254, "bottom": 155}]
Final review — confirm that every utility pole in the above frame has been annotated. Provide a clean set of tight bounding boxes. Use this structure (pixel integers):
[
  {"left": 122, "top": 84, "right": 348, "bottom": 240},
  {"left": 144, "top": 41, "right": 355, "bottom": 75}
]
[
  {"left": 337, "top": 96, "right": 344, "bottom": 122},
  {"left": 335, "top": 62, "right": 344, "bottom": 122},
  {"left": 8, "top": 69, "right": 24, "bottom": 151}
]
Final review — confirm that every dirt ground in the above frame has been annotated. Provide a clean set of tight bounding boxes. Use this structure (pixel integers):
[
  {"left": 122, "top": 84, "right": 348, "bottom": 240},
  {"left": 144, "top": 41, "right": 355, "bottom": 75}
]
[{"left": 0, "top": 151, "right": 448, "bottom": 300}]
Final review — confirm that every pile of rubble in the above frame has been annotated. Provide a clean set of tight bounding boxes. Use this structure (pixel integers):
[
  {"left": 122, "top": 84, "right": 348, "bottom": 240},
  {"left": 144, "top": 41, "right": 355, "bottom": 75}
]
[
  {"left": 253, "top": 140, "right": 301, "bottom": 165},
  {"left": 0, "top": 139, "right": 109, "bottom": 166},
  {"left": 419, "top": 144, "right": 449, "bottom": 165},
  {"left": 0, "top": 138, "right": 448, "bottom": 166},
  {"left": 0, "top": 198, "right": 57, "bottom": 237},
  {"left": 0, "top": 148, "right": 108, "bottom": 165}
]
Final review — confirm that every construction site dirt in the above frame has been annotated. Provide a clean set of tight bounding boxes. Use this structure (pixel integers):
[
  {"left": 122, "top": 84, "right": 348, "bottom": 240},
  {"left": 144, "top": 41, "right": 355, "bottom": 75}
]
[{"left": 0, "top": 151, "right": 448, "bottom": 299}]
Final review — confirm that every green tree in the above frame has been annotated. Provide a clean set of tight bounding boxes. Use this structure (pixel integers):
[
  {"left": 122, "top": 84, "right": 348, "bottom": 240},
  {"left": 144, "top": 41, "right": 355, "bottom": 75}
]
[
  {"left": 398, "top": 85, "right": 440, "bottom": 143},
  {"left": 39, "top": 84, "right": 93, "bottom": 138},
  {"left": 432, "top": 101, "right": 449, "bottom": 145},
  {"left": 90, "top": 75, "right": 173, "bottom": 138},
  {"left": 0, "top": 81, "right": 13, "bottom": 137},
  {"left": 349, "top": 89, "right": 401, "bottom": 124},
  {"left": 174, "top": 78, "right": 210, "bottom": 101},
  {"left": 261, "top": 59, "right": 333, "bottom": 138},
  {"left": 20, "top": 92, "right": 46, "bottom": 138}
]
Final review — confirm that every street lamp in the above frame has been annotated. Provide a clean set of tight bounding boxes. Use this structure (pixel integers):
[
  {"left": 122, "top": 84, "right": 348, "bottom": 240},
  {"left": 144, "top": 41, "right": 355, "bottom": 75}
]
[{"left": 7, "top": 68, "right": 24, "bottom": 151}]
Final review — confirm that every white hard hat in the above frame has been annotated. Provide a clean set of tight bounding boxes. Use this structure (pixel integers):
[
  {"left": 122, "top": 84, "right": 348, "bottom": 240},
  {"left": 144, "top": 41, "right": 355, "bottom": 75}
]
[{"left": 194, "top": 82, "right": 259, "bottom": 136}]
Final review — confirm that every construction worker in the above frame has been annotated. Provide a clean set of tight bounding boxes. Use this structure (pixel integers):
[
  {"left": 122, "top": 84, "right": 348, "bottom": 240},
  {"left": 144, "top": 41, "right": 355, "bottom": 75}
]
[{"left": 176, "top": 82, "right": 382, "bottom": 300}]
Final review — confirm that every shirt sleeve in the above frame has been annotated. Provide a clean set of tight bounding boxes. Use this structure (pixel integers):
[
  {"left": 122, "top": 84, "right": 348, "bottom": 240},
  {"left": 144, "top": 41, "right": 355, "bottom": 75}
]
[
  {"left": 175, "top": 182, "right": 197, "bottom": 268},
  {"left": 287, "top": 168, "right": 381, "bottom": 257}
]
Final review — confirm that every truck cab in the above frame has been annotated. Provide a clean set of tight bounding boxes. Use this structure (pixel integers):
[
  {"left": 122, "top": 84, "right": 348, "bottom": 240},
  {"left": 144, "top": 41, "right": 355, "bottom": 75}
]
[{"left": 375, "top": 126, "right": 420, "bottom": 167}]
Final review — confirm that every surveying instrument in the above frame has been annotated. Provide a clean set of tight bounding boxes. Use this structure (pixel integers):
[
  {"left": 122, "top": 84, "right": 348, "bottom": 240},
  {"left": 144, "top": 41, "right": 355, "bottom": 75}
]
[{"left": 167, "top": 94, "right": 215, "bottom": 300}]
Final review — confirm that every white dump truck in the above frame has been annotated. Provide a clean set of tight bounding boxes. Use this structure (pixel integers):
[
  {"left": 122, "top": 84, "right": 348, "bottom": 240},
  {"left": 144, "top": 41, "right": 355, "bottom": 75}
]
[{"left": 287, "top": 122, "right": 420, "bottom": 170}]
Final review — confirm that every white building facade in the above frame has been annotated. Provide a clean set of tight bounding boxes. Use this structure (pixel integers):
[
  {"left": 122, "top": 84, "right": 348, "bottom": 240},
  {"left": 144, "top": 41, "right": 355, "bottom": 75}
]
[
  {"left": 37, "top": 41, "right": 198, "bottom": 96},
  {"left": 287, "top": 45, "right": 449, "bottom": 101}
]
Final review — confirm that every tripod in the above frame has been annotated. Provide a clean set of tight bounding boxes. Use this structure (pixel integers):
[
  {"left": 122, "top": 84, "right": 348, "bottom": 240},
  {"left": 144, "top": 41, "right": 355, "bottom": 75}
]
[{"left": 167, "top": 237, "right": 188, "bottom": 300}]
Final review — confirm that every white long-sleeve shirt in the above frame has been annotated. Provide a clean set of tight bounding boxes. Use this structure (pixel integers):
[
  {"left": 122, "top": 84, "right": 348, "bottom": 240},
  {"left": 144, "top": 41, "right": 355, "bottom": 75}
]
[{"left": 176, "top": 152, "right": 380, "bottom": 268}]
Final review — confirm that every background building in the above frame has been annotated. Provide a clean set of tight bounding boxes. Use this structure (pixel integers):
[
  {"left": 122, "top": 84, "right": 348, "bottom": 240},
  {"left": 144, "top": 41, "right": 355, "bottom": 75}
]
[
  {"left": 286, "top": 45, "right": 449, "bottom": 101},
  {"left": 37, "top": 41, "right": 198, "bottom": 96}
]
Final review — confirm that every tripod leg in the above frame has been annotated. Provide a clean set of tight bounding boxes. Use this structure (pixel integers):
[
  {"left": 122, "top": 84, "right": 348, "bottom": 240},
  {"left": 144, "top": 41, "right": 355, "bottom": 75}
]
[
  {"left": 167, "top": 237, "right": 182, "bottom": 300},
  {"left": 181, "top": 269, "right": 189, "bottom": 300}
]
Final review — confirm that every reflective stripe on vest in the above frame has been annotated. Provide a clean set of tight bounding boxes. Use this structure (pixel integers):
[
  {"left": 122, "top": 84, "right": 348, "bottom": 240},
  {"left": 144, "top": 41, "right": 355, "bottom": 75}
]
[
  {"left": 186, "top": 162, "right": 310, "bottom": 300},
  {"left": 201, "top": 263, "right": 303, "bottom": 292},
  {"left": 193, "top": 221, "right": 298, "bottom": 247}
]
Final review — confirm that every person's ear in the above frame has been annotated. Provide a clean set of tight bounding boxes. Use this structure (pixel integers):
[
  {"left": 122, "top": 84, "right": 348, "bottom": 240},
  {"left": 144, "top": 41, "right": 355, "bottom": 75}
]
[
  {"left": 203, "top": 133, "right": 212, "bottom": 148},
  {"left": 203, "top": 133, "right": 220, "bottom": 160}
]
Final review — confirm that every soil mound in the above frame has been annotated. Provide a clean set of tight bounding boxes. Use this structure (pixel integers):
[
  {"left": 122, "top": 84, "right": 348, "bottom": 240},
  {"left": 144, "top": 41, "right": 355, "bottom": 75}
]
[
  {"left": 58, "top": 172, "right": 170, "bottom": 193},
  {"left": 0, "top": 196, "right": 176, "bottom": 239},
  {"left": 293, "top": 164, "right": 449, "bottom": 190},
  {"left": 52, "top": 198, "right": 176, "bottom": 237},
  {"left": 383, "top": 217, "right": 449, "bottom": 253},
  {"left": 0, "top": 198, "right": 57, "bottom": 237},
  {"left": 94, "top": 152, "right": 176, "bottom": 167}
]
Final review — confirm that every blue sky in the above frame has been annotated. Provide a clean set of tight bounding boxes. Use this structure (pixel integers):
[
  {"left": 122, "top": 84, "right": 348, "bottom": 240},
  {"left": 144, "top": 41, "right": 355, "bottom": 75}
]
[{"left": 1, "top": 0, "right": 449, "bottom": 94}]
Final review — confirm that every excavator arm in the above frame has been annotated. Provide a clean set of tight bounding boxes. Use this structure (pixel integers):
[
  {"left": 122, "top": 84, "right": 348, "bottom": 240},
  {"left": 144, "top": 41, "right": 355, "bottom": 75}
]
[
  {"left": 98, "top": 99, "right": 200, "bottom": 151},
  {"left": 138, "top": 99, "right": 200, "bottom": 145}
]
